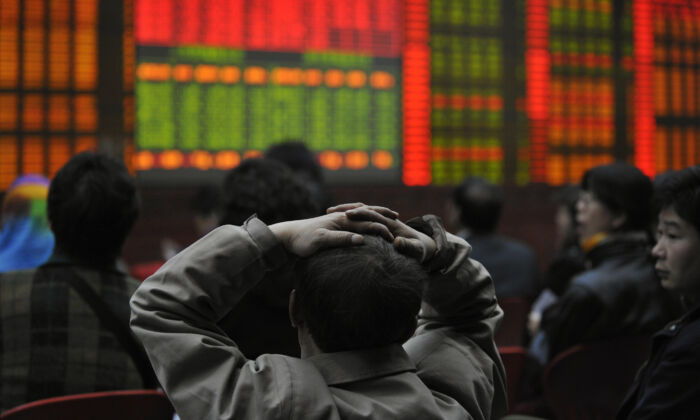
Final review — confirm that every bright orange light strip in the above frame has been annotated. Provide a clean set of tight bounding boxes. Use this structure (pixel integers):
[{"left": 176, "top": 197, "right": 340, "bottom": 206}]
[
  {"left": 634, "top": 0, "right": 655, "bottom": 177},
  {"left": 526, "top": 0, "right": 550, "bottom": 183},
  {"left": 136, "top": 63, "right": 395, "bottom": 89},
  {"left": 402, "top": 0, "right": 431, "bottom": 186},
  {"left": 133, "top": 149, "right": 393, "bottom": 171}
]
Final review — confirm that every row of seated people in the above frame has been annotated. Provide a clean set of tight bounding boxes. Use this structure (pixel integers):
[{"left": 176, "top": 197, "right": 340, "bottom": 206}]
[{"left": 0, "top": 148, "right": 699, "bottom": 419}]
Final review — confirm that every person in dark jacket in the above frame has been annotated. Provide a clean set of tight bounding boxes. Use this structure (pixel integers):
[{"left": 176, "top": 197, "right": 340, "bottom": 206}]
[
  {"left": 217, "top": 158, "right": 321, "bottom": 358},
  {"left": 617, "top": 165, "right": 700, "bottom": 419},
  {"left": 451, "top": 177, "right": 538, "bottom": 299},
  {"left": 0, "top": 152, "right": 154, "bottom": 412},
  {"left": 530, "top": 163, "right": 680, "bottom": 363}
]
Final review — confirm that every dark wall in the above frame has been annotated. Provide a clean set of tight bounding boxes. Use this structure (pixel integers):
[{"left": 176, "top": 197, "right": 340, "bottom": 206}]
[{"left": 123, "top": 184, "right": 558, "bottom": 278}]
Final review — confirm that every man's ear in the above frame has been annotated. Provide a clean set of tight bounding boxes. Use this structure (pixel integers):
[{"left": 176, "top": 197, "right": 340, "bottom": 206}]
[{"left": 289, "top": 289, "right": 301, "bottom": 328}]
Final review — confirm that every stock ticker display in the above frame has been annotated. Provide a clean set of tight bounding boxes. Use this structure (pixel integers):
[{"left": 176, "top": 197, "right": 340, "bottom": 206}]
[
  {"left": 0, "top": 0, "right": 100, "bottom": 189},
  {"left": 133, "top": 0, "right": 404, "bottom": 182},
  {"left": 1, "top": 1, "right": 699, "bottom": 189}
]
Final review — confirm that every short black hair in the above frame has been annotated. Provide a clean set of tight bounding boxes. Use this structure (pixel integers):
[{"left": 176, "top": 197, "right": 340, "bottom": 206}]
[
  {"left": 48, "top": 152, "right": 140, "bottom": 264},
  {"left": 581, "top": 163, "right": 653, "bottom": 232},
  {"left": 220, "top": 158, "right": 320, "bottom": 226},
  {"left": 452, "top": 177, "right": 503, "bottom": 234},
  {"left": 189, "top": 184, "right": 221, "bottom": 217},
  {"left": 265, "top": 141, "right": 323, "bottom": 184},
  {"left": 654, "top": 165, "right": 700, "bottom": 234},
  {"left": 294, "top": 236, "right": 426, "bottom": 353}
]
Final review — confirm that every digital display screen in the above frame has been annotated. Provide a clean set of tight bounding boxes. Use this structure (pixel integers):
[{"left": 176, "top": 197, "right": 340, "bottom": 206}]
[
  {"left": 648, "top": 2, "right": 700, "bottom": 173},
  {"left": 0, "top": 0, "right": 99, "bottom": 190},
  {"left": 430, "top": 0, "right": 507, "bottom": 185},
  {"left": 134, "top": 0, "right": 402, "bottom": 183}
]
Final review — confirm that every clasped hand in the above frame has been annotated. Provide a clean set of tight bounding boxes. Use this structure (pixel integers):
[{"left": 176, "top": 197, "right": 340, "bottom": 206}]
[{"left": 268, "top": 203, "right": 437, "bottom": 262}]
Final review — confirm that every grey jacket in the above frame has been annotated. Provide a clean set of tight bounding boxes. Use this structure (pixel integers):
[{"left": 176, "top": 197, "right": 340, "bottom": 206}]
[{"left": 130, "top": 217, "right": 507, "bottom": 420}]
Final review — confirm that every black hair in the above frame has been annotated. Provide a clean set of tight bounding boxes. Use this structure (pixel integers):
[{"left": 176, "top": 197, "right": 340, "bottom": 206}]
[
  {"left": 293, "top": 236, "right": 426, "bottom": 353},
  {"left": 265, "top": 141, "right": 323, "bottom": 184},
  {"left": 189, "top": 184, "right": 221, "bottom": 217},
  {"left": 451, "top": 177, "right": 503, "bottom": 234},
  {"left": 48, "top": 152, "right": 140, "bottom": 264},
  {"left": 654, "top": 165, "right": 700, "bottom": 234},
  {"left": 219, "top": 158, "right": 320, "bottom": 226},
  {"left": 581, "top": 163, "right": 653, "bottom": 232}
]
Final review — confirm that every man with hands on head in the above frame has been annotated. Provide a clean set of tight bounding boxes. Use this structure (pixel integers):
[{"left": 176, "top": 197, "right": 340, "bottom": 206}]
[{"left": 130, "top": 203, "right": 507, "bottom": 420}]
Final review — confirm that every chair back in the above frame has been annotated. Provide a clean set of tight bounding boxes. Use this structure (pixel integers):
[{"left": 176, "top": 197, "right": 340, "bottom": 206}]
[
  {"left": 0, "top": 390, "right": 174, "bottom": 420},
  {"left": 495, "top": 297, "right": 531, "bottom": 347},
  {"left": 499, "top": 346, "right": 532, "bottom": 410},
  {"left": 542, "top": 335, "right": 652, "bottom": 420}
]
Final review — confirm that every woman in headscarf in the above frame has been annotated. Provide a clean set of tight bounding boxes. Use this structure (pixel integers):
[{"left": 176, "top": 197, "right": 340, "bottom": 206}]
[{"left": 0, "top": 175, "right": 54, "bottom": 272}]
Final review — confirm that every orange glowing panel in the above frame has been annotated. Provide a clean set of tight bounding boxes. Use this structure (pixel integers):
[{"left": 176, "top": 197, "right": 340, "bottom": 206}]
[
  {"left": 23, "top": 26, "right": 45, "bottom": 89},
  {"left": 372, "top": 150, "right": 393, "bottom": 169},
  {"left": 49, "top": 137, "right": 71, "bottom": 176},
  {"left": 244, "top": 66, "right": 267, "bottom": 85},
  {"left": 22, "top": 136, "right": 44, "bottom": 174},
  {"left": 160, "top": 150, "right": 184, "bottom": 169},
  {"left": 319, "top": 150, "right": 343, "bottom": 170},
  {"left": 194, "top": 64, "right": 218, "bottom": 83},
  {"left": 74, "top": 28, "right": 97, "bottom": 90},
  {"left": 172, "top": 64, "right": 192, "bottom": 82},
  {"left": 242, "top": 150, "right": 262, "bottom": 159},
  {"left": 304, "top": 69, "right": 323, "bottom": 86},
  {"left": 0, "top": 22, "right": 19, "bottom": 88},
  {"left": 215, "top": 151, "right": 241, "bottom": 169},
  {"left": 48, "top": 95, "right": 71, "bottom": 131},
  {"left": 123, "top": 96, "right": 134, "bottom": 131},
  {"left": 133, "top": 150, "right": 155, "bottom": 170},
  {"left": 138, "top": 63, "right": 171, "bottom": 81},
  {"left": 0, "top": 136, "right": 17, "bottom": 189},
  {"left": 48, "top": 28, "right": 70, "bottom": 89},
  {"left": 345, "top": 150, "right": 369, "bottom": 169},
  {"left": 74, "top": 136, "right": 97, "bottom": 153},
  {"left": 220, "top": 66, "right": 241, "bottom": 84},
  {"left": 324, "top": 69, "right": 344, "bottom": 87},
  {"left": 0, "top": 94, "right": 17, "bottom": 130},
  {"left": 190, "top": 150, "right": 213, "bottom": 170},
  {"left": 346, "top": 70, "right": 367, "bottom": 88},
  {"left": 22, "top": 94, "right": 43, "bottom": 131},
  {"left": 74, "top": 95, "right": 97, "bottom": 131},
  {"left": 370, "top": 71, "right": 395, "bottom": 89}
]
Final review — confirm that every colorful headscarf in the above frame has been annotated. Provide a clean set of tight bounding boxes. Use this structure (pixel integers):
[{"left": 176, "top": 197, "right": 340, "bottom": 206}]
[{"left": 0, "top": 175, "right": 55, "bottom": 273}]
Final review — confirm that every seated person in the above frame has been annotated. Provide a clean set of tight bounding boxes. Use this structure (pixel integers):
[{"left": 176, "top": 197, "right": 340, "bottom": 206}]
[
  {"left": 217, "top": 158, "right": 320, "bottom": 358},
  {"left": 451, "top": 177, "right": 538, "bottom": 299},
  {"left": 0, "top": 152, "right": 155, "bottom": 412},
  {"left": 531, "top": 163, "right": 680, "bottom": 363},
  {"left": 617, "top": 165, "right": 700, "bottom": 419},
  {"left": 130, "top": 204, "right": 508, "bottom": 420},
  {"left": 0, "top": 175, "right": 54, "bottom": 273}
]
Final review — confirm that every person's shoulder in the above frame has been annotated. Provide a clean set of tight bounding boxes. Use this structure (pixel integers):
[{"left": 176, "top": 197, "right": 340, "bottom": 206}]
[{"left": 0, "top": 267, "right": 39, "bottom": 282}]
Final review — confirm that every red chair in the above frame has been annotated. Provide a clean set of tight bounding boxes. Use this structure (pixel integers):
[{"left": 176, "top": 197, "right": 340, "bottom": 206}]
[
  {"left": 130, "top": 260, "right": 165, "bottom": 281},
  {"left": 0, "top": 390, "right": 174, "bottom": 420},
  {"left": 495, "top": 297, "right": 531, "bottom": 347},
  {"left": 499, "top": 346, "right": 532, "bottom": 410},
  {"left": 542, "top": 335, "right": 652, "bottom": 420}
]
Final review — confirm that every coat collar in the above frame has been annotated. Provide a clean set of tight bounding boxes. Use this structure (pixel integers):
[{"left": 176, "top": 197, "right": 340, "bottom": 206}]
[{"left": 307, "top": 345, "right": 416, "bottom": 386}]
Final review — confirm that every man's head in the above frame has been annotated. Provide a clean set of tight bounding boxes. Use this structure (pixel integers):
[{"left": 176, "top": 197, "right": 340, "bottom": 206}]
[
  {"left": 48, "top": 152, "right": 140, "bottom": 264},
  {"left": 190, "top": 184, "right": 221, "bottom": 236},
  {"left": 220, "top": 158, "right": 320, "bottom": 226},
  {"left": 291, "top": 235, "right": 426, "bottom": 353},
  {"left": 652, "top": 166, "right": 700, "bottom": 300},
  {"left": 451, "top": 177, "right": 503, "bottom": 235},
  {"left": 577, "top": 163, "right": 652, "bottom": 240}
]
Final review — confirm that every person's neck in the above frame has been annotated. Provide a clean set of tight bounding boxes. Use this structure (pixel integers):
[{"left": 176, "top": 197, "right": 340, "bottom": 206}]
[{"left": 298, "top": 329, "right": 323, "bottom": 359}]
